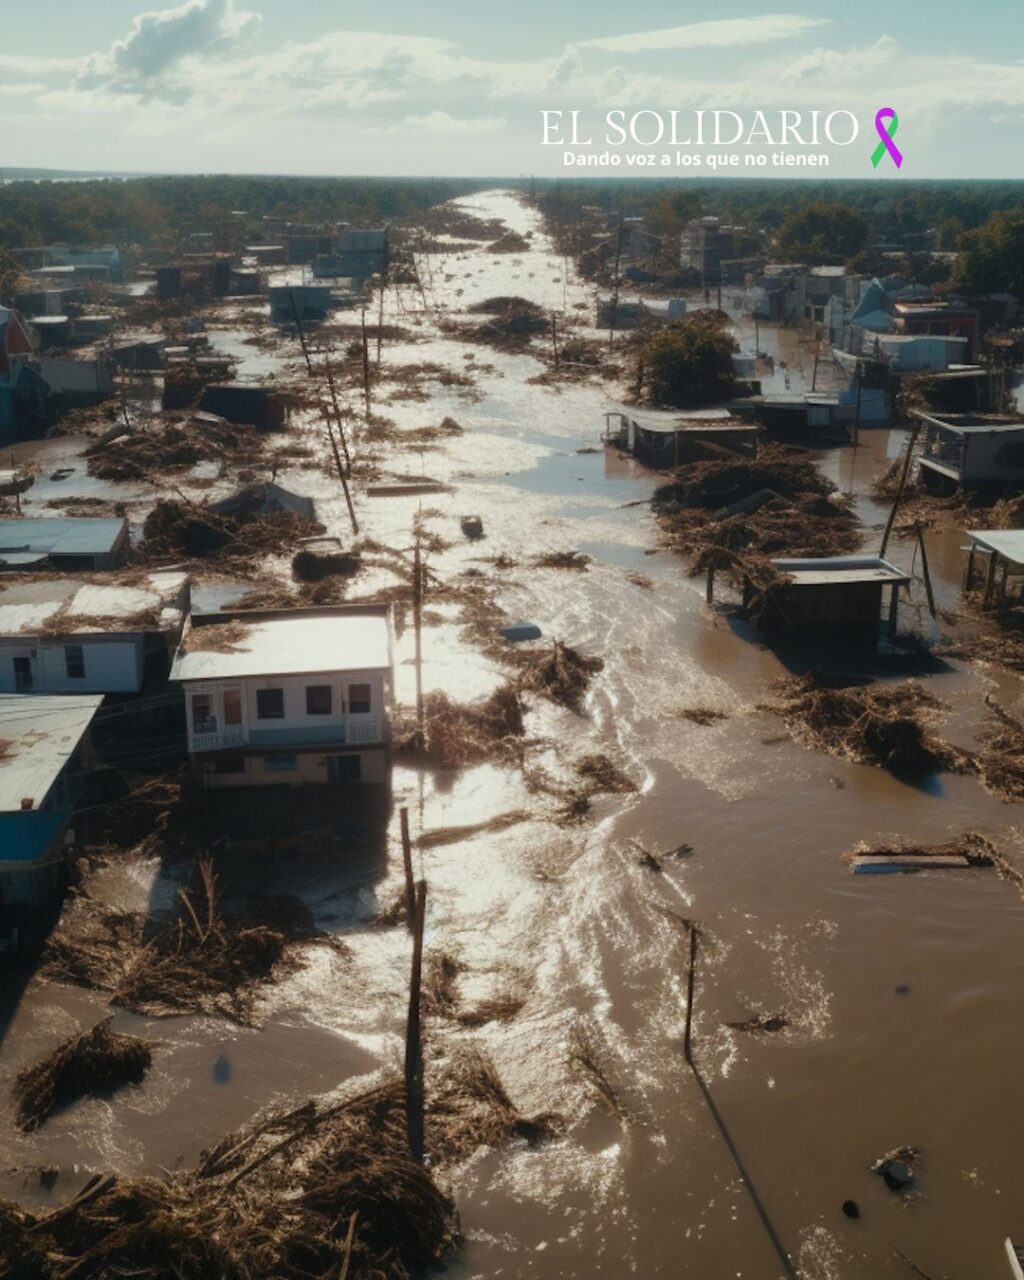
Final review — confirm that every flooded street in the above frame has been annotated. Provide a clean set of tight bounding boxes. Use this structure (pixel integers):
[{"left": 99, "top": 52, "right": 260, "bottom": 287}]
[{"left": 3, "top": 189, "right": 1023, "bottom": 1279}]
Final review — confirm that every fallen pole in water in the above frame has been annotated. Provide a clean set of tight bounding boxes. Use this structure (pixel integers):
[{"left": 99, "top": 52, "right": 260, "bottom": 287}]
[{"left": 682, "top": 926, "right": 799, "bottom": 1280}]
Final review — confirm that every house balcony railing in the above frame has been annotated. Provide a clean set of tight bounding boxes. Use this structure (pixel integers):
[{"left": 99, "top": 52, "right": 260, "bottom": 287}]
[{"left": 189, "top": 718, "right": 385, "bottom": 753}]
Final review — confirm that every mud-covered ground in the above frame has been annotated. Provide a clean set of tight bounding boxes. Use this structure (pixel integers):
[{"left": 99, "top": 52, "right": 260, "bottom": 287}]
[{"left": 2, "top": 190, "right": 1024, "bottom": 1280}]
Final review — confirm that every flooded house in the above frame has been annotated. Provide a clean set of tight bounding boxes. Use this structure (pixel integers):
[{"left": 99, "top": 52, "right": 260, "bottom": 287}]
[
  {"left": 209, "top": 481, "right": 316, "bottom": 522},
  {"left": 0, "top": 570, "right": 190, "bottom": 694},
  {"left": 679, "top": 216, "right": 754, "bottom": 284},
  {"left": 754, "top": 555, "right": 911, "bottom": 643},
  {"left": 596, "top": 296, "right": 686, "bottom": 330},
  {"left": 0, "top": 306, "right": 54, "bottom": 444},
  {"left": 0, "top": 516, "right": 130, "bottom": 573},
  {"left": 171, "top": 604, "right": 393, "bottom": 790},
  {"left": 109, "top": 338, "right": 167, "bottom": 373},
  {"left": 198, "top": 383, "right": 287, "bottom": 431},
  {"left": 739, "top": 369, "right": 889, "bottom": 441},
  {"left": 0, "top": 693, "right": 102, "bottom": 917},
  {"left": 268, "top": 285, "right": 333, "bottom": 325},
  {"left": 913, "top": 411, "right": 1024, "bottom": 493},
  {"left": 333, "top": 228, "right": 389, "bottom": 282},
  {"left": 35, "top": 353, "right": 114, "bottom": 407},
  {"left": 604, "top": 405, "right": 760, "bottom": 466}
]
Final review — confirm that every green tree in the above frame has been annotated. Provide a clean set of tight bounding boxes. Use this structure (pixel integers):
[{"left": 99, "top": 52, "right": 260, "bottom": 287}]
[
  {"left": 954, "top": 210, "right": 1024, "bottom": 295},
  {"left": 776, "top": 201, "right": 869, "bottom": 264},
  {"left": 636, "top": 316, "right": 737, "bottom": 408}
]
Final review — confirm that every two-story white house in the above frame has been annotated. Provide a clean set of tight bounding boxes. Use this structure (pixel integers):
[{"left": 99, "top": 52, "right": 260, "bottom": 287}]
[
  {"left": 170, "top": 604, "right": 394, "bottom": 789},
  {"left": 0, "top": 571, "right": 190, "bottom": 695}
]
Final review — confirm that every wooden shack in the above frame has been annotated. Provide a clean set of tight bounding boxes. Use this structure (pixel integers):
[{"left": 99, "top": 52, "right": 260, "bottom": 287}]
[
  {"left": 754, "top": 555, "right": 910, "bottom": 643},
  {"left": 604, "top": 406, "right": 760, "bottom": 467}
]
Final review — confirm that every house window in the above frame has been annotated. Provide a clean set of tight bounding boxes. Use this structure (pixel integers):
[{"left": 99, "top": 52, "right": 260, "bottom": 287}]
[
  {"left": 347, "top": 682, "right": 371, "bottom": 715},
  {"left": 13, "top": 657, "right": 32, "bottom": 691},
  {"left": 256, "top": 688, "right": 285, "bottom": 720},
  {"left": 264, "top": 754, "right": 297, "bottom": 772},
  {"left": 191, "top": 693, "right": 217, "bottom": 735},
  {"left": 65, "top": 644, "right": 86, "bottom": 680},
  {"left": 306, "top": 684, "right": 332, "bottom": 715},
  {"left": 223, "top": 689, "right": 243, "bottom": 726}
]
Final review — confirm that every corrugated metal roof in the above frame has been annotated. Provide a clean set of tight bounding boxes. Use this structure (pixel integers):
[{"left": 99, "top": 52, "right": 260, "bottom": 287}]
[
  {"left": 172, "top": 609, "right": 391, "bottom": 682},
  {"left": 0, "top": 517, "right": 126, "bottom": 558},
  {"left": 0, "top": 692, "right": 101, "bottom": 814}
]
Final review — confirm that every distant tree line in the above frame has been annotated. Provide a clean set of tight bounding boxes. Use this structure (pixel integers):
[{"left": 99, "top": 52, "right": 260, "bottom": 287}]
[
  {"left": 0, "top": 175, "right": 489, "bottom": 253},
  {"left": 535, "top": 178, "right": 1024, "bottom": 284}
]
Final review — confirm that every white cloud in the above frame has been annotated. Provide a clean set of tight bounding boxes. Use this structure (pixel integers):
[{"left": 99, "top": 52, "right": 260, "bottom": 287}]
[
  {"left": 578, "top": 15, "right": 830, "bottom": 54},
  {"left": 367, "top": 110, "right": 506, "bottom": 136},
  {"left": 76, "top": 0, "right": 261, "bottom": 100}
]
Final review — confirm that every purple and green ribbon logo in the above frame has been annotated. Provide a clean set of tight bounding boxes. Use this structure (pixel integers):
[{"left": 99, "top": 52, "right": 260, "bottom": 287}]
[{"left": 871, "top": 107, "right": 903, "bottom": 169}]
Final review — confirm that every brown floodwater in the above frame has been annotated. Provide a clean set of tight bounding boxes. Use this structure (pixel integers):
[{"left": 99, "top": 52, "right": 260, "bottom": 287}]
[{"left": 2, "top": 190, "right": 1023, "bottom": 1280}]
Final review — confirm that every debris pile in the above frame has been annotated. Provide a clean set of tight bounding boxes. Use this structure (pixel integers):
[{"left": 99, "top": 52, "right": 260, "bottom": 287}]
[
  {"left": 14, "top": 1020, "right": 153, "bottom": 1132},
  {"left": 142, "top": 498, "right": 319, "bottom": 562},
  {"left": 42, "top": 862, "right": 346, "bottom": 1024},
  {"left": 397, "top": 684, "right": 525, "bottom": 768},
  {"left": 486, "top": 231, "right": 531, "bottom": 254},
  {"left": 87, "top": 417, "right": 258, "bottom": 482},
  {"left": 0, "top": 1079, "right": 459, "bottom": 1280},
  {"left": 516, "top": 641, "right": 604, "bottom": 713},
  {"left": 654, "top": 446, "right": 860, "bottom": 576},
  {"left": 0, "top": 1047, "right": 559, "bottom": 1279},
  {"left": 763, "top": 677, "right": 962, "bottom": 778},
  {"left": 975, "top": 697, "right": 1024, "bottom": 803},
  {"left": 534, "top": 550, "right": 591, "bottom": 572}
]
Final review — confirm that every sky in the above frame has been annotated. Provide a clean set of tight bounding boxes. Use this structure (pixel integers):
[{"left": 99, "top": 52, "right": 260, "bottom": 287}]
[{"left": 2, "top": 0, "right": 1023, "bottom": 179}]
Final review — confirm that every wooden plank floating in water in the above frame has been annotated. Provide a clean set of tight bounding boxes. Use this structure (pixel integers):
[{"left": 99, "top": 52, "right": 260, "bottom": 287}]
[
  {"left": 367, "top": 482, "right": 452, "bottom": 497},
  {"left": 851, "top": 854, "right": 972, "bottom": 874}
]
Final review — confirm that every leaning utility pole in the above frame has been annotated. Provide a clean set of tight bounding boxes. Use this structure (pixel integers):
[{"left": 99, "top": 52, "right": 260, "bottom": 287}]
[{"left": 289, "top": 290, "right": 358, "bottom": 534}]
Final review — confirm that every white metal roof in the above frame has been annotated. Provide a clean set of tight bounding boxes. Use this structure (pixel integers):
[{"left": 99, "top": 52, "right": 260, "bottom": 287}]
[
  {"left": 966, "top": 530, "right": 1024, "bottom": 567},
  {"left": 770, "top": 555, "right": 911, "bottom": 587},
  {"left": 171, "top": 610, "right": 391, "bottom": 682},
  {"left": 0, "top": 693, "right": 102, "bottom": 811},
  {"left": 0, "top": 571, "right": 188, "bottom": 636}
]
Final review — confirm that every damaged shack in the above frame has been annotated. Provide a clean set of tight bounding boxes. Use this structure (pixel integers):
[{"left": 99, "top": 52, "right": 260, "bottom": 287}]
[
  {"left": 751, "top": 555, "right": 910, "bottom": 644},
  {"left": 0, "top": 516, "right": 129, "bottom": 573},
  {"left": 198, "top": 383, "right": 287, "bottom": 431},
  {"left": 0, "top": 570, "right": 190, "bottom": 694},
  {"left": 914, "top": 410, "right": 1024, "bottom": 494},
  {"left": 604, "top": 406, "right": 760, "bottom": 467}
]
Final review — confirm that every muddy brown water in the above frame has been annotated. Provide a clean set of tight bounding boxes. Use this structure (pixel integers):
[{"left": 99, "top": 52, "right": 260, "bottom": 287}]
[{"left": 2, "top": 190, "right": 1024, "bottom": 1279}]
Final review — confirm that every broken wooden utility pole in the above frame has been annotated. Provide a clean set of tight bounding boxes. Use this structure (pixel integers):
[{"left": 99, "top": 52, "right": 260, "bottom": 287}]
[
  {"left": 915, "top": 522, "right": 936, "bottom": 618},
  {"left": 550, "top": 313, "right": 560, "bottom": 368},
  {"left": 880, "top": 420, "right": 922, "bottom": 558},
  {"left": 412, "top": 532, "right": 425, "bottom": 745},
  {"left": 400, "top": 806, "right": 416, "bottom": 932},
  {"left": 404, "top": 879, "right": 427, "bottom": 1163},
  {"left": 288, "top": 290, "right": 359, "bottom": 535}
]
